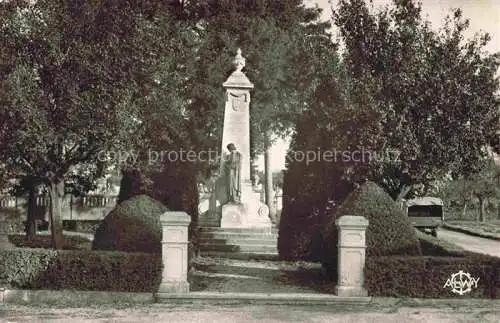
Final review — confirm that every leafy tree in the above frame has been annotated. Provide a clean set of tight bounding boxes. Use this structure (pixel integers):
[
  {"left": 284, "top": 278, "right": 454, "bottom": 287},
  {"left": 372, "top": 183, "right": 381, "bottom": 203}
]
[
  {"left": 467, "top": 159, "right": 500, "bottom": 222},
  {"left": 280, "top": 0, "right": 500, "bottom": 259},
  {"left": 182, "top": 0, "right": 334, "bottom": 180},
  {"left": 440, "top": 178, "right": 473, "bottom": 218},
  {"left": 443, "top": 158, "right": 500, "bottom": 221},
  {"left": 0, "top": 1, "right": 181, "bottom": 248},
  {"left": 332, "top": 0, "right": 500, "bottom": 201},
  {"left": 177, "top": 1, "right": 336, "bottom": 223}
]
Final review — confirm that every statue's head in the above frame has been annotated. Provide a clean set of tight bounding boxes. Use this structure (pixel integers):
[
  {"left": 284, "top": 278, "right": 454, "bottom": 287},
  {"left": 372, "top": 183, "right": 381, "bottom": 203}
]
[{"left": 227, "top": 143, "right": 236, "bottom": 151}]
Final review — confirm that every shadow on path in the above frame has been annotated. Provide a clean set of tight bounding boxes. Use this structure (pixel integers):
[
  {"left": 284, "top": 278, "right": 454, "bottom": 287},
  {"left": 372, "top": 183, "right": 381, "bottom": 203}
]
[{"left": 189, "top": 257, "right": 335, "bottom": 294}]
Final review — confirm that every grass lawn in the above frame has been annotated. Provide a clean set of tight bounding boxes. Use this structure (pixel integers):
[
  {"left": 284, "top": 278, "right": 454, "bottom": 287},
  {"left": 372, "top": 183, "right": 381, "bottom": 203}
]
[{"left": 444, "top": 220, "right": 500, "bottom": 239}]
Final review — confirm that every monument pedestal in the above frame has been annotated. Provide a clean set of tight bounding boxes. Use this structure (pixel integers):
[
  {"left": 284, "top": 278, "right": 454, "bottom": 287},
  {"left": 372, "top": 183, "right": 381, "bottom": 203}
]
[
  {"left": 220, "top": 203, "right": 246, "bottom": 227},
  {"left": 220, "top": 182, "right": 272, "bottom": 228}
]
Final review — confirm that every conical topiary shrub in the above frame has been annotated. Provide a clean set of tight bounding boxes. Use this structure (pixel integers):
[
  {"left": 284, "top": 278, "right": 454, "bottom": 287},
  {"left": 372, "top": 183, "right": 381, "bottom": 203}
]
[
  {"left": 92, "top": 195, "right": 169, "bottom": 253},
  {"left": 321, "top": 181, "right": 421, "bottom": 278}
]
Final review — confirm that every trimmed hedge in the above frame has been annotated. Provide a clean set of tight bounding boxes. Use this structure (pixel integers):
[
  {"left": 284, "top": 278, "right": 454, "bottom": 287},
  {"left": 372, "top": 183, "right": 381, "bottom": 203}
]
[
  {"left": 63, "top": 220, "right": 101, "bottom": 234},
  {"left": 8, "top": 234, "right": 90, "bottom": 250},
  {"left": 278, "top": 107, "right": 355, "bottom": 261},
  {"left": 92, "top": 195, "right": 168, "bottom": 253},
  {"left": 117, "top": 164, "right": 200, "bottom": 257},
  {"left": 365, "top": 232, "right": 499, "bottom": 298},
  {"left": 0, "top": 248, "right": 162, "bottom": 292},
  {"left": 365, "top": 252, "right": 500, "bottom": 298}
]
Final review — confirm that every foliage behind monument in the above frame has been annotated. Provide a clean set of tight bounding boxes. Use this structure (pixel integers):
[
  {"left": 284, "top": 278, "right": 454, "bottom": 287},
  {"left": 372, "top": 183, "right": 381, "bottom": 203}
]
[{"left": 279, "top": 0, "right": 500, "bottom": 260}]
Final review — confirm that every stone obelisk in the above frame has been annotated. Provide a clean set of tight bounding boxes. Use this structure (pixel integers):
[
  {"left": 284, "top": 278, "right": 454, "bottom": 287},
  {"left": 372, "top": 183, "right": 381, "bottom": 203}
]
[{"left": 217, "top": 49, "right": 271, "bottom": 228}]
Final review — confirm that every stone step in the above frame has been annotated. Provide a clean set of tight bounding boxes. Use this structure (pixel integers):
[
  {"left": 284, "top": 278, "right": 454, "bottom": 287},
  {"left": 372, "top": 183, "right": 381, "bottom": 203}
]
[
  {"left": 198, "top": 223, "right": 220, "bottom": 228},
  {"left": 199, "top": 238, "right": 277, "bottom": 246},
  {"left": 199, "top": 243, "right": 277, "bottom": 253},
  {"left": 199, "top": 219, "right": 219, "bottom": 223},
  {"left": 199, "top": 227, "right": 278, "bottom": 234},
  {"left": 199, "top": 251, "right": 279, "bottom": 260},
  {"left": 198, "top": 232, "right": 278, "bottom": 240}
]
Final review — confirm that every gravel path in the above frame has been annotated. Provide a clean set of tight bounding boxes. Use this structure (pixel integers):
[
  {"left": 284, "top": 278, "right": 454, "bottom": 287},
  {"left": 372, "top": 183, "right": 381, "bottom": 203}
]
[
  {"left": 1, "top": 303, "right": 499, "bottom": 322},
  {"left": 190, "top": 257, "right": 335, "bottom": 294},
  {"left": 439, "top": 229, "right": 500, "bottom": 257}
]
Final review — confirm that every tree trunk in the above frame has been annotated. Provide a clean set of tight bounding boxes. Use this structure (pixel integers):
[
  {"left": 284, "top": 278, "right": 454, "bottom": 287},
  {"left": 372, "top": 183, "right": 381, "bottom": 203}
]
[
  {"left": 26, "top": 186, "right": 37, "bottom": 240},
  {"left": 264, "top": 133, "right": 276, "bottom": 223},
  {"left": 478, "top": 197, "right": 486, "bottom": 222},
  {"left": 462, "top": 202, "right": 467, "bottom": 220},
  {"left": 395, "top": 185, "right": 411, "bottom": 204},
  {"left": 49, "top": 179, "right": 65, "bottom": 249}
]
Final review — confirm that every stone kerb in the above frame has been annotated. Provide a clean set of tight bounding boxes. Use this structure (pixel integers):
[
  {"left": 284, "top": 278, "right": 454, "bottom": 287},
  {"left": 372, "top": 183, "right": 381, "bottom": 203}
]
[
  {"left": 335, "top": 215, "right": 369, "bottom": 297},
  {"left": 156, "top": 211, "right": 191, "bottom": 296}
]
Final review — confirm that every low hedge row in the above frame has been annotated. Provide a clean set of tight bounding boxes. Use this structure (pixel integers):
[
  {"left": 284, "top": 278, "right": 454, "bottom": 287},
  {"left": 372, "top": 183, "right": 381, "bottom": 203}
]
[
  {"left": 63, "top": 220, "right": 101, "bottom": 234},
  {"left": 0, "top": 248, "right": 162, "bottom": 292},
  {"left": 8, "top": 234, "right": 90, "bottom": 250},
  {"left": 365, "top": 252, "right": 500, "bottom": 298}
]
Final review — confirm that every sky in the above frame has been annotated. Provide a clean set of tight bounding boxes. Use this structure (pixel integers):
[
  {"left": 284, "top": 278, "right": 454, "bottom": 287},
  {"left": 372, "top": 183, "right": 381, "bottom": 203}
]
[
  {"left": 255, "top": 0, "right": 500, "bottom": 172},
  {"left": 310, "top": 0, "right": 499, "bottom": 54}
]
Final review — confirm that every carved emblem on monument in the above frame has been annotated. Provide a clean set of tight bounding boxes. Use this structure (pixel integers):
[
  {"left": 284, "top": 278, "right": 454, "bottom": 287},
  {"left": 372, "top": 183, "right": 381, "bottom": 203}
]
[
  {"left": 229, "top": 93, "right": 247, "bottom": 111},
  {"left": 258, "top": 204, "right": 270, "bottom": 218}
]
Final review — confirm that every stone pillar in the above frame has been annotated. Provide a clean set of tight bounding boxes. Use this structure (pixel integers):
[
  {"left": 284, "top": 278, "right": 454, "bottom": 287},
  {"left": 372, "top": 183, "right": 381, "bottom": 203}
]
[
  {"left": 335, "top": 215, "right": 369, "bottom": 297},
  {"left": 157, "top": 211, "right": 191, "bottom": 294}
]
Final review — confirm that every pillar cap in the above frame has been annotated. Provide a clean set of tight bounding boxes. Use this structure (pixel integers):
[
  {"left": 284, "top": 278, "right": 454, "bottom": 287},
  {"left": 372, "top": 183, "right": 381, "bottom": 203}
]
[
  {"left": 160, "top": 211, "right": 191, "bottom": 225},
  {"left": 223, "top": 48, "right": 254, "bottom": 89},
  {"left": 335, "top": 215, "right": 369, "bottom": 227}
]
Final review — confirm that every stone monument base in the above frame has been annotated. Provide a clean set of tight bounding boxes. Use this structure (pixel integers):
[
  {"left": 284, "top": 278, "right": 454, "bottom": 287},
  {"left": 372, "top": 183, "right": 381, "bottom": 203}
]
[
  {"left": 157, "top": 281, "right": 190, "bottom": 294},
  {"left": 220, "top": 203, "right": 246, "bottom": 227},
  {"left": 335, "top": 285, "right": 368, "bottom": 297},
  {"left": 220, "top": 186, "right": 272, "bottom": 228}
]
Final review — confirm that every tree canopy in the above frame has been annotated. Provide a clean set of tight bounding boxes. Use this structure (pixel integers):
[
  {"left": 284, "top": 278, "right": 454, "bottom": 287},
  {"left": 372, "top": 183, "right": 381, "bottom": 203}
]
[
  {"left": 280, "top": 0, "right": 500, "bottom": 260},
  {"left": 1, "top": 0, "right": 336, "bottom": 247},
  {"left": 0, "top": 0, "right": 195, "bottom": 246}
]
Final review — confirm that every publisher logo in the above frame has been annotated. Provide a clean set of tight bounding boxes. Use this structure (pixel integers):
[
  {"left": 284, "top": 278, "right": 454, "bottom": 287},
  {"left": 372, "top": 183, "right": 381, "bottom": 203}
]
[{"left": 443, "top": 271, "right": 480, "bottom": 295}]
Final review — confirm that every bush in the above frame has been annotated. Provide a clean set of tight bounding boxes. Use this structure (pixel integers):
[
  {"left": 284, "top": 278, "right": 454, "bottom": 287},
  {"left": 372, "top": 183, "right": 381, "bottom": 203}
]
[
  {"left": 278, "top": 110, "right": 353, "bottom": 261},
  {"left": 366, "top": 229, "right": 499, "bottom": 298},
  {"left": 8, "top": 234, "right": 90, "bottom": 250},
  {"left": 1, "top": 208, "right": 25, "bottom": 233},
  {"left": 365, "top": 253, "right": 500, "bottom": 298},
  {"left": 278, "top": 168, "right": 352, "bottom": 260},
  {"left": 63, "top": 220, "right": 101, "bottom": 234},
  {"left": 278, "top": 194, "right": 327, "bottom": 261},
  {"left": 0, "top": 248, "right": 162, "bottom": 292},
  {"left": 322, "top": 182, "right": 421, "bottom": 277},
  {"left": 117, "top": 162, "right": 200, "bottom": 257},
  {"left": 92, "top": 195, "right": 168, "bottom": 253}
]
